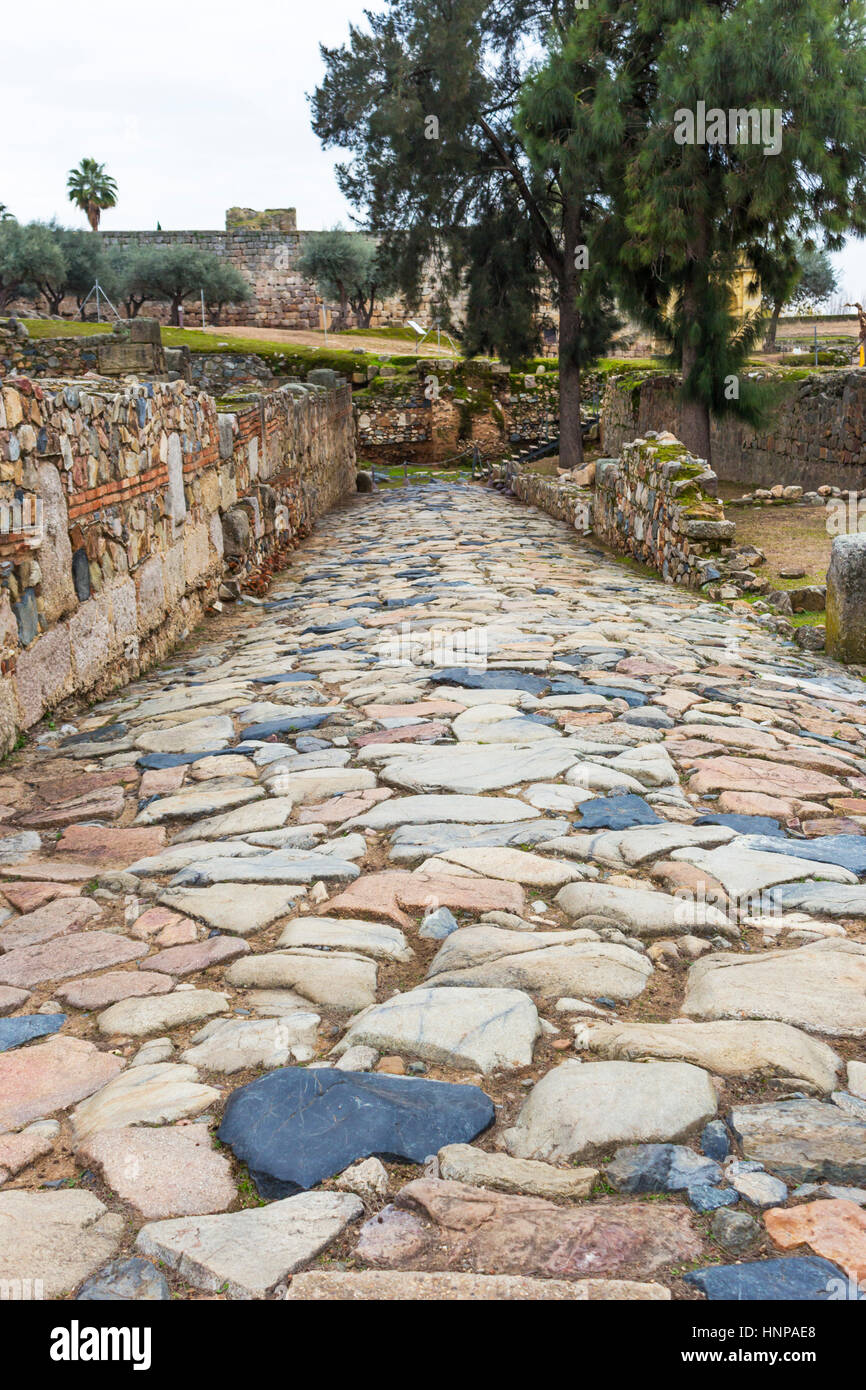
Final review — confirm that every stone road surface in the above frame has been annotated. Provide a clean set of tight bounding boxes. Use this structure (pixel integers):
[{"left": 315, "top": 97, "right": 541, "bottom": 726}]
[{"left": 1, "top": 483, "right": 866, "bottom": 1302}]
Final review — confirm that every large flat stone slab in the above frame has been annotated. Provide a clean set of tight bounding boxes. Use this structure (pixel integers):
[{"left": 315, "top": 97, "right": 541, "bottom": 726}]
[
  {"left": 380, "top": 743, "right": 579, "bottom": 794},
  {"left": 503, "top": 1060, "right": 718, "bottom": 1161},
  {"left": 136, "top": 1192, "right": 364, "bottom": 1298},
  {"left": 134, "top": 785, "right": 264, "bottom": 824},
  {"left": 77, "top": 1123, "right": 237, "bottom": 1219},
  {"left": 671, "top": 844, "right": 856, "bottom": 899},
  {"left": 683, "top": 941, "right": 866, "bottom": 1037},
  {"left": 0, "top": 931, "right": 148, "bottom": 988},
  {"left": 344, "top": 795, "right": 541, "bottom": 830},
  {"left": 582, "top": 1019, "right": 842, "bottom": 1093},
  {"left": 730, "top": 1100, "right": 866, "bottom": 1184},
  {"left": 334, "top": 985, "right": 540, "bottom": 1072},
  {"left": 127, "top": 841, "right": 265, "bottom": 876},
  {"left": 276, "top": 917, "right": 413, "bottom": 963},
  {"left": 437, "top": 1144, "right": 596, "bottom": 1199},
  {"left": 158, "top": 884, "right": 305, "bottom": 935},
  {"left": 388, "top": 819, "right": 569, "bottom": 863},
  {"left": 169, "top": 851, "right": 359, "bottom": 887},
  {"left": 284, "top": 1271, "right": 669, "bottom": 1300},
  {"left": 146, "top": 936, "right": 250, "bottom": 977},
  {"left": 181, "top": 1014, "right": 321, "bottom": 1072},
  {"left": 764, "top": 1198, "right": 866, "bottom": 1282},
  {"left": 741, "top": 832, "right": 866, "bottom": 876},
  {"left": 354, "top": 1178, "right": 700, "bottom": 1279},
  {"left": 424, "top": 846, "right": 585, "bottom": 887},
  {"left": 0, "top": 1035, "right": 124, "bottom": 1133},
  {"left": 0, "top": 897, "right": 102, "bottom": 951},
  {"left": 556, "top": 881, "right": 734, "bottom": 938},
  {"left": 764, "top": 882, "right": 866, "bottom": 918},
  {"left": 135, "top": 715, "right": 235, "bottom": 754},
  {"left": 687, "top": 756, "right": 847, "bottom": 799},
  {"left": 227, "top": 950, "right": 377, "bottom": 1011},
  {"left": 583, "top": 823, "right": 735, "bottom": 866},
  {"left": 326, "top": 870, "right": 525, "bottom": 929},
  {"left": 0, "top": 1191, "right": 124, "bottom": 1297},
  {"left": 97, "top": 990, "right": 230, "bottom": 1037},
  {"left": 55, "top": 971, "right": 175, "bottom": 1010},
  {"left": 56, "top": 825, "right": 167, "bottom": 866},
  {"left": 264, "top": 768, "right": 377, "bottom": 804},
  {"left": 426, "top": 927, "right": 653, "bottom": 1000},
  {"left": 219, "top": 1066, "right": 494, "bottom": 1196},
  {"left": 0, "top": 1013, "right": 65, "bottom": 1051},
  {"left": 72, "top": 1062, "right": 221, "bottom": 1140},
  {"left": 685, "top": 1255, "right": 850, "bottom": 1301},
  {"left": 170, "top": 797, "right": 297, "bottom": 842}
]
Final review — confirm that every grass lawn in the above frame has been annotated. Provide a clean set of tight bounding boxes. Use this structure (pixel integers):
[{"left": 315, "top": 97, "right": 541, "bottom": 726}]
[{"left": 17, "top": 319, "right": 113, "bottom": 338}]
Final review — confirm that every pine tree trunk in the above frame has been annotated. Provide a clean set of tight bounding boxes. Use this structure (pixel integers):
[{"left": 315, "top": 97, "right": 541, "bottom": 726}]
[
  {"left": 558, "top": 206, "right": 583, "bottom": 470},
  {"left": 680, "top": 332, "right": 711, "bottom": 462},
  {"left": 680, "top": 216, "right": 711, "bottom": 464},
  {"left": 763, "top": 301, "right": 782, "bottom": 352}
]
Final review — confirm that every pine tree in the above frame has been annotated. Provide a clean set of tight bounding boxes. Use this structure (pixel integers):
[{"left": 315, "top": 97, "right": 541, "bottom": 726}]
[
  {"left": 614, "top": 0, "right": 866, "bottom": 460},
  {"left": 310, "top": 0, "right": 623, "bottom": 467}
]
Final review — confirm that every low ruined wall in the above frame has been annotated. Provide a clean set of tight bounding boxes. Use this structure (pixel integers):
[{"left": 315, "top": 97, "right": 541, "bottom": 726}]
[
  {"left": 506, "top": 468, "right": 592, "bottom": 531},
  {"left": 497, "top": 433, "right": 734, "bottom": 588},
  {"left": 188, "top": 352, "right": 275, "bottom": 396},
  {"left": 0, "top": 319, "right": 166, "bottom": 381},
  {"left": 601, "top": 370, "right": 866, "bottom": 491},
  {"left": 353, "top": 364, "right": 565, "bottom": 465},
  {"left": 0, "top": 374, "right": 354, "bottom": 746},
  {"left": 592, "top": 436, "right": 734, "bottom": 585}
]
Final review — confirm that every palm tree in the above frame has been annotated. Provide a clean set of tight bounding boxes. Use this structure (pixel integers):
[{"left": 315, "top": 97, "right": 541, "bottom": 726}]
[
  {"left": 67, "top": 159, "right": 118, "bottom": 231},
  {"left": 0, "top": 204, "right": 14, "bottom": 222}
]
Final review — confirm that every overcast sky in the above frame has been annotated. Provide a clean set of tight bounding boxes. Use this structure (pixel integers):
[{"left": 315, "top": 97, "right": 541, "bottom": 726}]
[{"left": 5, "top": 0, "right": 865, "bottom": 303}]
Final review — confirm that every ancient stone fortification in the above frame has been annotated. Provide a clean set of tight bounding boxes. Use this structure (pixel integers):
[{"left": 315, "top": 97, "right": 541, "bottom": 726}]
[
  {"left": 498, "top": 433, "right": 734, "bottom": 588},
  {"left": 96, "top": 208, "right": 451, "bottom": 330},
  {"left": 601, "top": 370, "right": 866, "bottom": 491},
  {"left": 0, "top": 372, "right": 354, "bottom": 747}
]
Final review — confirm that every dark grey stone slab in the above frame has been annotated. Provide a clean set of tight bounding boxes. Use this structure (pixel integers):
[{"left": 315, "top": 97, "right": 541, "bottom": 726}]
[{"left": 218, "top": 1066, "right": 494, "bottom": 1197}]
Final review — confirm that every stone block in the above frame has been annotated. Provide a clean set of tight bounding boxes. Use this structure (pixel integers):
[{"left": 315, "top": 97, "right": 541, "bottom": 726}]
[
  {"left": 135, "top": 556, "right": 166, "bottom": 630},
  {"left": 826, "top": 535, "right": 866, "bottom": 664},
  {"left": 12, "top": 626, "right": 73, "bottom": 726}
]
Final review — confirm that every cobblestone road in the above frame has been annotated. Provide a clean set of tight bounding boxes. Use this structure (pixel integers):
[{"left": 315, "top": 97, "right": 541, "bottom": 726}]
[{"left": 1, "top": 484, "right": 865, "bottom": 1302}]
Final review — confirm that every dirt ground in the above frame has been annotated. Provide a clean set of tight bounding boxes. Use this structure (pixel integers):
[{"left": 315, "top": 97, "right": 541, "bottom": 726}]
[
  {"left": 719, "top": 488, "right": 834, "bottom": 588},
  {"left": 197, "top": 324, "right": 458, "bottom": 358}
]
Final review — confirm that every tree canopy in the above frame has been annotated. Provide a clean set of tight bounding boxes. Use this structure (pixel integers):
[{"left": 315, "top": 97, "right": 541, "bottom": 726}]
[
  {"left": 0, "top": 220, "right": 65, "bottom": 312},
  {"left": 311, "top": 0, "right": 620, "bottom": 466},
  {"left": 313, "top": 0, "right": 866, "bottom": 465},
  {"left": 113, "top": 245, "right": 251, "bottom": 324},
  {"left": 297, "top": 228, "right": 393, "bottom": 329}
]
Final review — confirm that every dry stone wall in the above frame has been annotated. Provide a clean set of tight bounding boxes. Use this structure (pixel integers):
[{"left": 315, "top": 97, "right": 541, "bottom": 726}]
[
  {"left": 496, "top": 432, "right": 734, "bottom": 589},
  {"left": 601, "top": 370, "right": 866, "bottom": 491},
  {"left": 354, "top": 364, "right": 563, "bottom": 464},
  {"left": 592, "top": 437, "right": 734, "bottom": 585},
  {"left": 0, "top": 319, "right": 166, "bottom": 381},
  {"left": 0, "top": 373, "right": 354, "bottom": 747}
]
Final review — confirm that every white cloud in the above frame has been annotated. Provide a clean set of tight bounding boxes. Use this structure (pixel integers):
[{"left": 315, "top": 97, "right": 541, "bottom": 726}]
[
  {"left": 6, "top": 1, "right": 866, "bottom": 300},
  {"left": 4, "top": 0, "right": 373, "bottom": 231}
]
